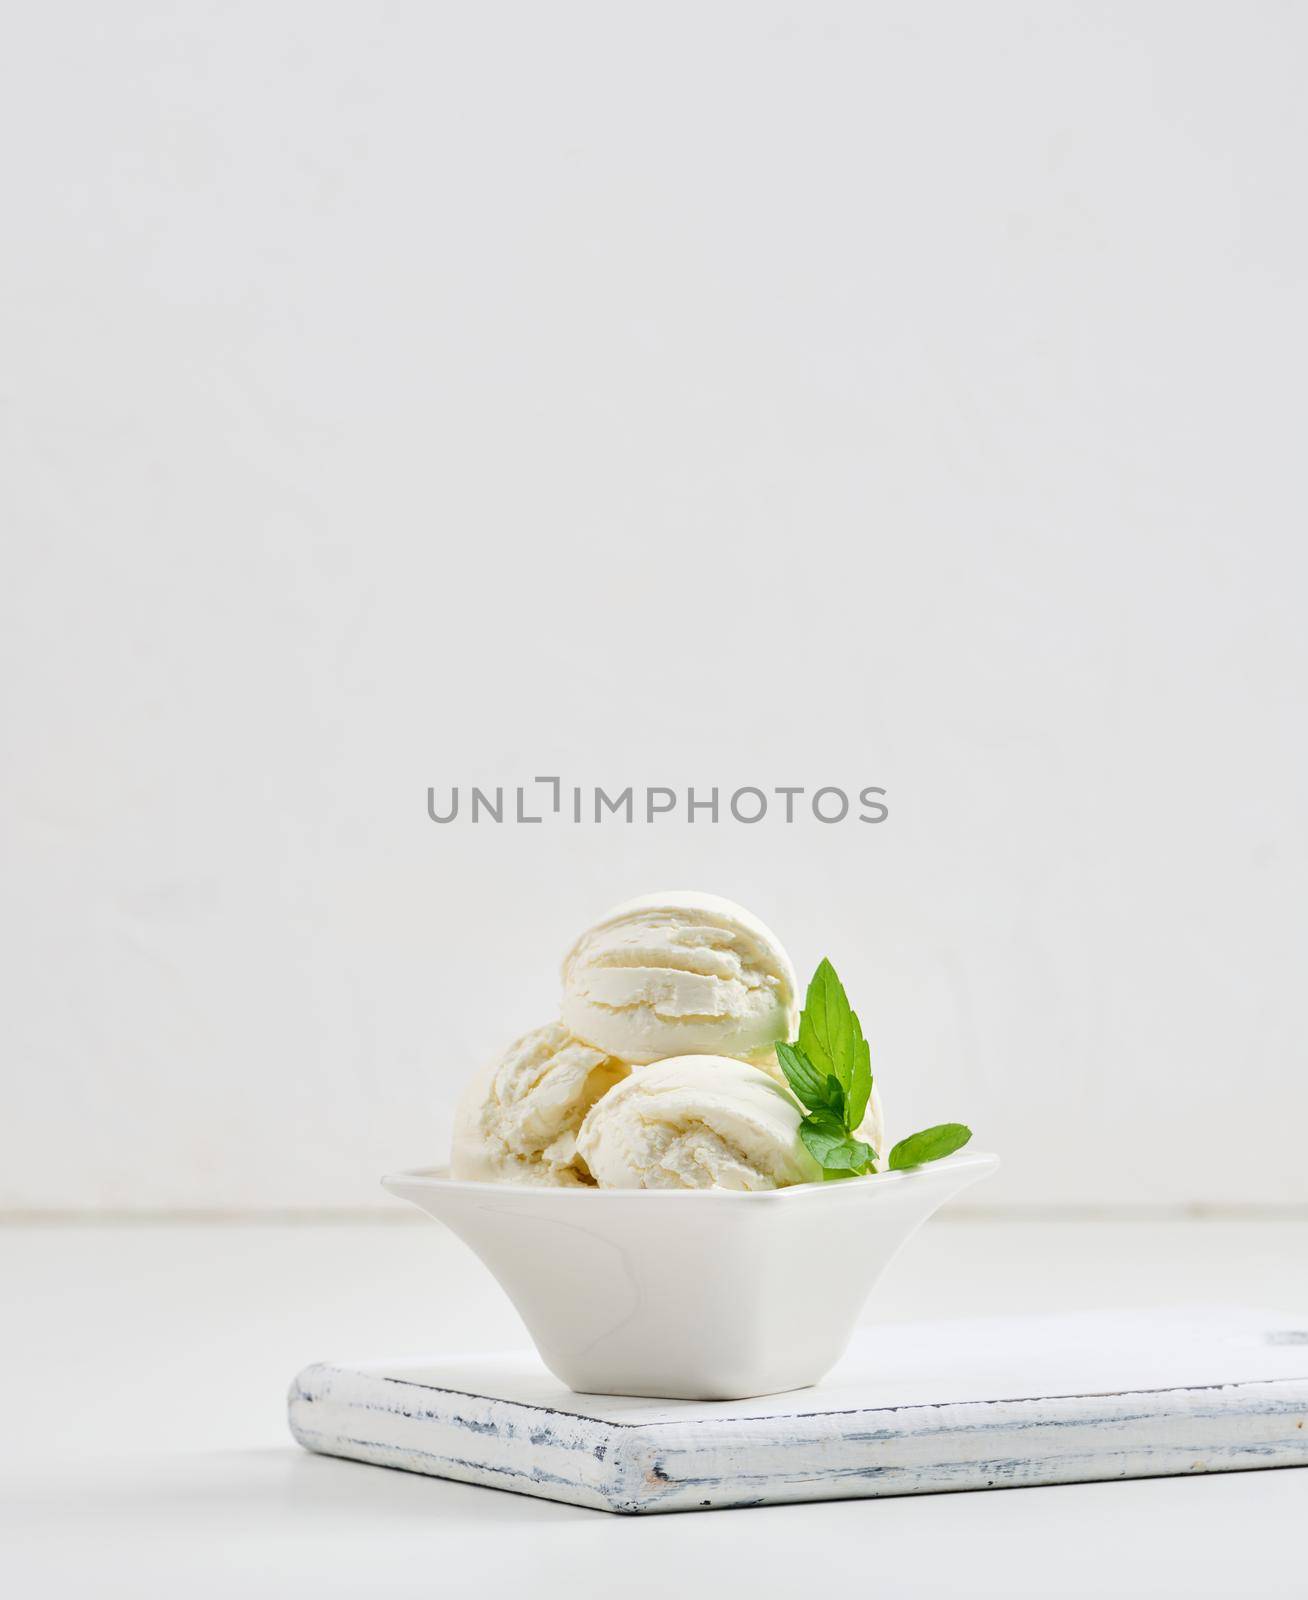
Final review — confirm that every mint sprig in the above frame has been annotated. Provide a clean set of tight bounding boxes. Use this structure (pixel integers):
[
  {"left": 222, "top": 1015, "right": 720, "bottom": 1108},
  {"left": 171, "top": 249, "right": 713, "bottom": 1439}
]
[{"left": 776, "top": 958, "right": 973, "bottom": 1181}]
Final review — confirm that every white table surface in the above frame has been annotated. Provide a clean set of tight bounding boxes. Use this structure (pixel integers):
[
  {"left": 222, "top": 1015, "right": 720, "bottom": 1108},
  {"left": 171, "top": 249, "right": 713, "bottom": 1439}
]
[{"left": 4, "top": 1215, "right": 1306, "bottom": 1597}]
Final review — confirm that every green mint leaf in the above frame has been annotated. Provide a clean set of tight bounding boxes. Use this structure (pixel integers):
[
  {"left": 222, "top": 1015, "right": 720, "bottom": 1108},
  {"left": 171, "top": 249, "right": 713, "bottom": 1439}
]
[
  {"left": 796, "top": 953, "right": 857, "bottom": 1094},
  {"left": 797, "top": 957, "right": 856, "bottom": 1093},
  {"left": 824, "top": 1075, "right": 846, "bottom": 1124},
  {"left": 887, "top": 1123, "right": 973, "bottom": 1170},
  {"left": 774, "top": 1042, "right": 840, "bottom": 1114},
  {"left": 845, "top": 1018, "right": 873, "bottom": 1133},
  {"left": 798, "top": 1111, "right": 876, "bottom": 1178},
  {"left": 826, "top": 1136, "right": 877, "bottom": 1176},
  {"left": 797, "top": 957, "right": 873, "bottom": 1134},
  {"left": 798, "top": 1117, "right": 850, "bottom": 1172}
]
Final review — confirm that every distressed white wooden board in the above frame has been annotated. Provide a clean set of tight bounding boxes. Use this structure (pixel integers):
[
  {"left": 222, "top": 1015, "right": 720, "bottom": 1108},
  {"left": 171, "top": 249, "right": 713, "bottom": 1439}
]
[{"left": 288, "top": 1308, "right": 1308, "bottom": 1514}]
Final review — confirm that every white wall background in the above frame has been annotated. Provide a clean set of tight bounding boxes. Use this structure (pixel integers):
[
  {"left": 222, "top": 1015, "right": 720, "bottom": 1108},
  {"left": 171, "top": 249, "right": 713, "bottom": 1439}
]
[{"left": 3, "top": 1, "right": 1305, "bottom": 1213}]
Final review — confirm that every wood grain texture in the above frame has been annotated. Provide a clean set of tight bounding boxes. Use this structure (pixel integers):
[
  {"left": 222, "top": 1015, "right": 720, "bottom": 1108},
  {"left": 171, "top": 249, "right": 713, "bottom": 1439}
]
[{"left": 288, "top": 1310, "right": 1308, "bottom": 1514}]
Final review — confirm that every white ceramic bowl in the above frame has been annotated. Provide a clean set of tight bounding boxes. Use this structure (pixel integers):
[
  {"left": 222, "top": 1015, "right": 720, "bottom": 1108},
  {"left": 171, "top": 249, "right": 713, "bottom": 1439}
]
[{"left": 382, "top": 1151, "right": 998, "bottom": 1401}]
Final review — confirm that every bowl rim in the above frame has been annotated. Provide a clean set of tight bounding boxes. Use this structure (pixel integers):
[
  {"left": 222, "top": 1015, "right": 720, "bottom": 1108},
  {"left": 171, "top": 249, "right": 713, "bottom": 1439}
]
[{"left": 382, "top": 1148, "right": 998, "bottom": 1203}]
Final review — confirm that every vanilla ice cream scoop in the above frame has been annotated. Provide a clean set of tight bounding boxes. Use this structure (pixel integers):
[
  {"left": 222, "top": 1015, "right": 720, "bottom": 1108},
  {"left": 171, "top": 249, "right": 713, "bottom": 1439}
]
[
  {"left": 576, "top": 1055, "right": 821, "bottom": 1190},
  {"left": 451, "top": 1022, "right": 629, "bottom": 1186},
  {"left": 561, "top": 892, "right": 798, "bottom": 1065}
]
